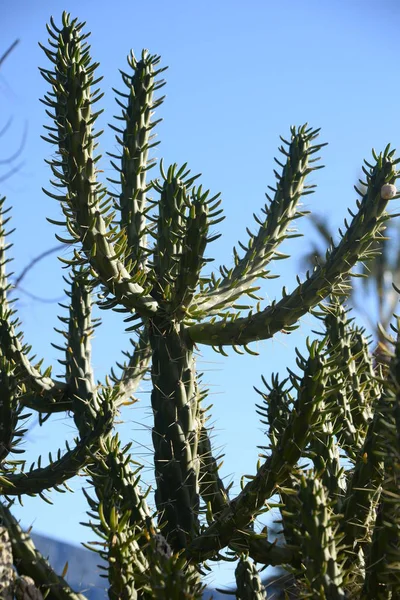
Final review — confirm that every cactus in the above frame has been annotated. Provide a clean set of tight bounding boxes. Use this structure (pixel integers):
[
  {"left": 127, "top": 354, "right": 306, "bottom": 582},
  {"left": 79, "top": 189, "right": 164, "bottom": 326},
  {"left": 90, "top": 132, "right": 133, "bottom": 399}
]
[{"left": 2, "top": 11, "right": 400, "bottom": 600}]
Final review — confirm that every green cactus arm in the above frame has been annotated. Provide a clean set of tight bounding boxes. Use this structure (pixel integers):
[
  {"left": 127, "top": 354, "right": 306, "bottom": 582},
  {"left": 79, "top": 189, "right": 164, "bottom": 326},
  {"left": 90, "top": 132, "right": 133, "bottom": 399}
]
[
  {"left": 198, "top": 409, "right": 230, "bottom": 517},
  {"left": 0, "top": 197, "right": 69, "bottom": 412},
  {"left": 187, "top": 150, "right": 399, "bottom": 347},
  {"left": 339, "top": 395, "right": 386, "bottom": 561},
  {"left": 0, "top": 503, "right": 88, "bottom": 600},
  {"left": 191, "top": 125, "right": 322, "bottom": 317},
  {"left": 188, "top": 339, "right": 329, "bottom": 560},
  {"left": 109, "top": 50, "right": 166, "bottom": 271},
  {"left": 362, "top": 320, "right": 400, "bottom": 597},
  {"left": 83, "top": 434, "right": 153, "bottom": 600},
  {"left": 57, "top": 269, "right": 99, "bottom": 437},
  {"left": 40, "top": 13, "right": 158, "bottom": 318},
  {"left": 322, "top": 299, "right": 378, "bottom": 460},
  {"left": 0, "top": 355, "right": 21, "bottom": 465},
  {"left": 0, "top": 391, "right": 114, "bottom": 496},
  {"left": 295, "top": 473, "right": 347, "bottom": 600},
  {"left": 234, "top": 556, "right": 267, "bottom": 600}
]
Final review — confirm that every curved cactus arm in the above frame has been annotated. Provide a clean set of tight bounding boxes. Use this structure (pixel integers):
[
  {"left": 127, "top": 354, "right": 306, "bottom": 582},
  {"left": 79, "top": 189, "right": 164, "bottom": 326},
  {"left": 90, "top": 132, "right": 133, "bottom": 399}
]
[
  {"left": 339, "top": 384, "right": 389, "bottom": 564},
  {"left": 0, "top": 390, "right": 114, "bottom": 497},
  {"left": 188, "top": 150, "right": 399, "bottom": 347},
  {"left": 0, "top": 197, "right": 69, "bottom": 412},
  {"left": 197, "top": 385, "right": 230, "bottom": 517},
  {"left": 0, "top": 503, "right": 88, "bottom": 600},
  {"left": 40, "top": 13, "right": 158, "bottom": 318},
  {"left": 192, "top": 125, "right": 322, "bottom": 317},
  {"left": 295, "top": 473, "right": 347, "bottom": 600},
  {"left": 322, "top": 299, "right": 379, "bottom": 460},
  {"left": 234, "top": 555, "right": 267, "bottom": 600},
  {"left": 188, "top": 339, "right": 330, "bottom": 560},
  {"left": 83, "top": 434, "right": 153, "bottom": 600},
  {"left": 108, "top": 326, "right": 151, "bottom": 407},
  {"left": 56, "top": 268, "right": 99, "bottom": 437},
  {"left": 109, "top": 49, "right": 166, "bottom": 272}
]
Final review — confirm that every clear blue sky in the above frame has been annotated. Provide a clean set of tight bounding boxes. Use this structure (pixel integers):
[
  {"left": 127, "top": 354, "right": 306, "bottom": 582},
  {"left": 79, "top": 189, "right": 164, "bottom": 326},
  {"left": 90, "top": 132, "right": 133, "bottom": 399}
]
[{"left": 1, "top": 0, "right": 400, "bottom": 589}]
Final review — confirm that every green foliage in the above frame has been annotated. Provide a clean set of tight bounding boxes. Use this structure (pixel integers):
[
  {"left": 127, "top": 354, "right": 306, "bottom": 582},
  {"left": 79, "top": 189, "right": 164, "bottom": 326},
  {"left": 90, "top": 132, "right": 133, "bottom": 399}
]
[{"left": 1, "top": 11, "right": 400, "bottom": 600}]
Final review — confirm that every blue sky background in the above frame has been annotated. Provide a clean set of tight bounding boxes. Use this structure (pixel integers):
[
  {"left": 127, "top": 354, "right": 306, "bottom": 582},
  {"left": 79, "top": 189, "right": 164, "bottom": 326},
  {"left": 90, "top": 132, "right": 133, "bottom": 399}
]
[{"left": 1, "top": 0, "right": 400, "bottom": 589}]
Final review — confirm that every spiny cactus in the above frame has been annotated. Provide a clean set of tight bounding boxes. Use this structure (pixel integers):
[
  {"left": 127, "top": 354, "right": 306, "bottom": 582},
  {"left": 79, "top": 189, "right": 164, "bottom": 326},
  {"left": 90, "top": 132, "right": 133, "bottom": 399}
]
[{"left": 1, "top": 11, "right": 400, "bottom": 600}]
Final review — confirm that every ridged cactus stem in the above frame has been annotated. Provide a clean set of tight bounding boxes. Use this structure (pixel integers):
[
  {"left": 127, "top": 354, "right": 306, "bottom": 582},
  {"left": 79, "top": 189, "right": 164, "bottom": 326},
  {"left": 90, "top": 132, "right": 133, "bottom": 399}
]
[
  {"left": 296, "top": 474, "right": 346, "bottom": 599},
  {"left": 149, "top": 318, "right": 200, "bottom": 549},
  {"left": 110, "top": 50, "right": 165, "bottom": 271}
]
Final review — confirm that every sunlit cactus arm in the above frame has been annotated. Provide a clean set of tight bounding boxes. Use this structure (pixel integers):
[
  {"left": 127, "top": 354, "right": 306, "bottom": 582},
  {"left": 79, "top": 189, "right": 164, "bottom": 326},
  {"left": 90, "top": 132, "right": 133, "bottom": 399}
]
[
  {"left": 109, "top": 50, "right": 166, "bottom": 271},
  {"left": 83, "top": 434, "right": 153, "bottom": 600},
  {"left": 234, "top": 555, "right": 267, "bottom": 600},
  {"left": 40, "top": 13, "right": 158, "bottom": 317},
  {"left": 192, "top": 125, "right": 321, "bottom": 316},
  {"left": 188, "top": 151, "right": 399, "bottom": 346},
  {"left": 339, "top": 396, "right": 386, "bottom": 564},
  {"left": 56, "top": 268, "right": 99, "bottom": 437},
  {"left": 188, "top": 339, "right": 329, "bottom": 560},
  {"left": 322, "top": 299, "right": 378, "bottom": 459},
  {"left": 0, "top": 390, "right": 114, "bottom": 496},
  {"left": 0, "top": 503, "right": 88, "bottom": 600},
  {"left": 295, "top": 473, "right": 346, "bottom": 600}
]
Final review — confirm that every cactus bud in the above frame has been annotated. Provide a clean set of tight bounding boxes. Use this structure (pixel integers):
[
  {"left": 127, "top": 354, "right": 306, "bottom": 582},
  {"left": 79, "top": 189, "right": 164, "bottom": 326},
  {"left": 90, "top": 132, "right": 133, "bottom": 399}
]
[{"left": 381, "top": 183, "right": 397, "bottom": 199}]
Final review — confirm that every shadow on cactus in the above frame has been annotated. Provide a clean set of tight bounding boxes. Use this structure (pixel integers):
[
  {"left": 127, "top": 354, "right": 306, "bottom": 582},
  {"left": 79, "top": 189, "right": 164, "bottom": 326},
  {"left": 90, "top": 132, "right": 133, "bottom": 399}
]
[{"left": 0, "top": 10, "right": 400, "bottom": 600}]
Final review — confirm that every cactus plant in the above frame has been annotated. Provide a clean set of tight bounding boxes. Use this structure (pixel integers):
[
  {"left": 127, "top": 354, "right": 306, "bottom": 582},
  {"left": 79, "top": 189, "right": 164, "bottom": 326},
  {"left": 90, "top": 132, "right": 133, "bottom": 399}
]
[{"left": 1, "top": 11, "right": 400, "bottom": 599}]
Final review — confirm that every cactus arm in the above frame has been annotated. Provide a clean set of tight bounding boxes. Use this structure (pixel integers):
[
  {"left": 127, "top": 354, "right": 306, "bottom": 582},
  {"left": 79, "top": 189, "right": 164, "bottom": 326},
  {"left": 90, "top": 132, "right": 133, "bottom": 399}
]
[
  {"left": 188, "top": 150, "right": 399, "bottom": 346},
  {"left": 198, "top": 409, "right": 230, "bottom": 516},
  {"left": 110, "top": 50, "right": 166, "bottom": 272},
  {"left": 362, "top": 322, "right": 400, "bottom": 597},
  {"left": 0, "top": 197, "right": 69, "bottom": 411},
  {"left": 296, "top": 474, "right": 346, "bottom": 599},
  {"left": 192, "top": 125, "right": 321, "bottom": 317},
  {"left": 234, "top": 556, "right": 267, "bottom": 600},
  {"left": 0, "top": 392, "right": 114, "bottom": 496},
  {"left": 188, "top": 340, "right": 329, "bottom": 560},
  {"left": 40, "top": 13, "right": 158, "bottom": 318},
  {"left": 83, "top": 435, "right": 153, "bottom": 600},
  {"left": 58, "top": 269, "right": 98, "bottom": 437},
  {"left": 323, "top": 300, "right": 378, "bottom": 460},
  {"left": 0, "top": 503, "right": 88, "bottom": 600}
]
